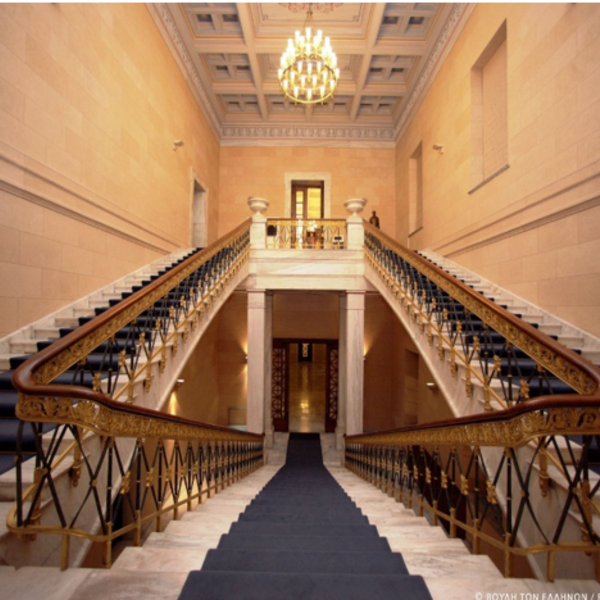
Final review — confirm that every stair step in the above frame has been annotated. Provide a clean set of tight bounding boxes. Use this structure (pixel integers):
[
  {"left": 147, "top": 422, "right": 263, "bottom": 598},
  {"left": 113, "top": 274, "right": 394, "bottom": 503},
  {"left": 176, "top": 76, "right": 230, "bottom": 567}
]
[
  {"left": 33, "top": 327, "right": 60, "bottom": 340},
  {"left": 217, "top": 533, "right": 391, "bottom": 553},
  {"left": 8, "top": 340, "right": 39, "bottom": 354},
  {"left": 0, "top": 566, "right": 93, "bottom": 600},
  {"left": 202, "top": 548, "right": 409, "bottom": 575},
  {"left": 179, "top": 571, "right": 432, "bottom": 600},
  {"left": 54, "top": 317, "right": 80, "bottom": 328}
]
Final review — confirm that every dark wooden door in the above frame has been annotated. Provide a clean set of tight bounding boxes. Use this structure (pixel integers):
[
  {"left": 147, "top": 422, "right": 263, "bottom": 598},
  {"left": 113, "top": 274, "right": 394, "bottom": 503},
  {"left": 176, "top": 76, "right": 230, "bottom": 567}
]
[
  {"left": 325, "top": 341, "right": 339, "bottom": 433},
  {"left": 271, "top": 339, "right": 289, "bottom": 432}
]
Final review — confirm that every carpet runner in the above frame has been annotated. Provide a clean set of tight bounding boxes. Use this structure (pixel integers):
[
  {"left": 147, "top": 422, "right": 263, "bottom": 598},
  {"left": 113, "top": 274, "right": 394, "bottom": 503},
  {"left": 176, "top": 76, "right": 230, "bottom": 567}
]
[{"left": 178, "top": 433, "right": 432, "bottom": 600}]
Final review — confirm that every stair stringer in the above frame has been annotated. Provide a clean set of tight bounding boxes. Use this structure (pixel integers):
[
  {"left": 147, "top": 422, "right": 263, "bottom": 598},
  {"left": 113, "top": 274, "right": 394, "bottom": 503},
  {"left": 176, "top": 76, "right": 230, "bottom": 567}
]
[
  {"left": 1, "top": 261, "right": 250, "bottom": 569},
  {"left": 363, "top": 263, "right": 597, "bottom": 581}
]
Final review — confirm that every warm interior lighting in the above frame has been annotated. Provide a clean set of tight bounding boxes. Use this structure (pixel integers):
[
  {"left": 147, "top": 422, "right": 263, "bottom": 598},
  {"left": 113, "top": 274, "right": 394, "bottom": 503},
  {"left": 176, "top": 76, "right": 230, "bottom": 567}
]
[{"left": 278, "top": 4, "right": 340, "bottom": 105}]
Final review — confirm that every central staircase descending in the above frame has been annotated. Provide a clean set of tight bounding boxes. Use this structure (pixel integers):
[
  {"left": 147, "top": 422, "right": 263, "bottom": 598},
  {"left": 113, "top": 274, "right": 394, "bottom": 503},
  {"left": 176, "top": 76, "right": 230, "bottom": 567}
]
[
  {"left": 178, "top": 433, "right": 433, "bottom": 600},
  {"left": 4, "top": 435, "right": 600, "bottom": 599}
]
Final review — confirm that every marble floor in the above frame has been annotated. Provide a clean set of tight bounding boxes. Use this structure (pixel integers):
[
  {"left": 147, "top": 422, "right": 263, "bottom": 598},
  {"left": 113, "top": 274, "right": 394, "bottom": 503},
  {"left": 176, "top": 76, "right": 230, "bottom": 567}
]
[{"left": 288, "top": 343, "right": 327, "bottom": 433}]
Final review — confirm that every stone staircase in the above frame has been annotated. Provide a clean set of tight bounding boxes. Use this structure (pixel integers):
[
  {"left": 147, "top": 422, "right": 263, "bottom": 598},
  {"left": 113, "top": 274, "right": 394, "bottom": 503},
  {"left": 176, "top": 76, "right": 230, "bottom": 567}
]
[
  {"left": 2, "top": 435, "right": 598, "bottom": 599},
  {"left": 419, "top": 248, "right": 600, "bottom": 366}
]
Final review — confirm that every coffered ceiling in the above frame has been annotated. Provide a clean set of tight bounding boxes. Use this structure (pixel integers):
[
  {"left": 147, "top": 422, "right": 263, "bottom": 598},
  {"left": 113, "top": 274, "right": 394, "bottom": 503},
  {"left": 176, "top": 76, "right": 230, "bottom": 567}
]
[{"left": 150, "top": 3, "right": 471, "bottom": 146}]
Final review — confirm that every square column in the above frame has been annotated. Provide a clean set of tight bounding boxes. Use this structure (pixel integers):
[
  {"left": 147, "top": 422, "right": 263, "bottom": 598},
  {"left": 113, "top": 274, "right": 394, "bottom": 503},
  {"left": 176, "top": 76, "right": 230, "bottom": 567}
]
[
  {"left": 339, "top": 291, "right": 365, "bottom": 437},
  {"left": 263, "top": 292, "right": 273, "bottom": 447},
  {"left": 247, "top": 290, "right": 271, "bottom": 434}
]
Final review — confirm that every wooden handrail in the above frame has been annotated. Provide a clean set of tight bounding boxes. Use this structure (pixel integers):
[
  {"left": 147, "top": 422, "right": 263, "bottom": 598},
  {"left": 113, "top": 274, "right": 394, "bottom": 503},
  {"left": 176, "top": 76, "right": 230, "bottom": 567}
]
[
  {"left": 364, "top": 221, "right": 600, "bottom": 396},
  {"left": 11, "top": 218, "right": 261, "bottom": 441},
  {"left": 346, "top": 394, "right": 600, "bottom": 445}
]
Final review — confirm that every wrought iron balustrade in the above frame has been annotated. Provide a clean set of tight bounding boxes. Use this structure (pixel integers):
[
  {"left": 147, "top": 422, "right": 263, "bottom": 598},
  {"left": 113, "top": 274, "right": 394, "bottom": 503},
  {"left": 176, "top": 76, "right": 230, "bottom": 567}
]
[
  {"left": 9, "top": 219, "right": 263, "bottom": 568},
  {"left": 345, "top": 397, "right": 600, "bottom": 581},
  {"left": 360, "top": 222, "right": 600, "bottom": 581},
  {"left": 266, "top": 219, "right": 346, "bottom": 249},
  {"left": 364, "top": 222, "right": 599, "bottom": 410}
]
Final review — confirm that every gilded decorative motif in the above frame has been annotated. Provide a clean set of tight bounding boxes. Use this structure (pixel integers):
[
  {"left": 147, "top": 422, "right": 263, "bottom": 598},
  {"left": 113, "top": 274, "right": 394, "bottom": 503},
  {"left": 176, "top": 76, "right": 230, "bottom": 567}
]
[
  {"left": 364, "top": 227, "right": 599, "bottom": 396},
  {"left": 486, "top": 480, "right": 498, "bottom": 504},
  {"left": 33, "top": 223, "right": 250, "bottom": 385},
  {"left": 15, "top": 393, "right": 262, "bottom": 444},
  {"left": 441, "top": 470, "right": 448, "bottom": 489},
  {"left": 460, "top": 474, "right": 469, "bottom": 495},
  {"left": 346, "top": 406, "right": 600, "bottom": 448}
]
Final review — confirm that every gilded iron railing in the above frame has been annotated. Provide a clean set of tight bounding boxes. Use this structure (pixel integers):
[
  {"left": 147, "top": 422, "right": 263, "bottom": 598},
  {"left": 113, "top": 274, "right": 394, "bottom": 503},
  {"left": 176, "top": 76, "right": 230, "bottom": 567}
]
[
  {"left": 9, "top": 220, "right": 264, "bottom": 568},
  {"left": 266, "top": 218, "right": 346, "bottom": 249},
  {"left": 345, "top": 397, "right": 600, "bottom": 581},
  {"left": 364, "top": 222, "right": 599, "bottom": 410},
  {"left": 359, "top": 222, "right": 600, "bottom": 580}
]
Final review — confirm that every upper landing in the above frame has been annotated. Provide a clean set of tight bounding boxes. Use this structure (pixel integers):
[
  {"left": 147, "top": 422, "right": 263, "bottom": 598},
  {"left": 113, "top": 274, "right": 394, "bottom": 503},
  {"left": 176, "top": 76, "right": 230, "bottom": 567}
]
[{"left": 245, "top": 197, "right": 371, "bottom": 293}]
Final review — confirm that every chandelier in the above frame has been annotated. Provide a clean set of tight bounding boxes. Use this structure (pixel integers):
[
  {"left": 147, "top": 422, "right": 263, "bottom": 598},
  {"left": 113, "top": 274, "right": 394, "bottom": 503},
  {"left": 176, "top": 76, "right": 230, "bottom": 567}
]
[{"left": 278, "top": 4, "right": 340, "bottom": 105}]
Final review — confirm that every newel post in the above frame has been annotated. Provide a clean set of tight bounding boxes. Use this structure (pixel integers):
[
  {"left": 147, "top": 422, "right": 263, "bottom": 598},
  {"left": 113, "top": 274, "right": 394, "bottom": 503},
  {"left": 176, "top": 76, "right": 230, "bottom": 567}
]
[
  {"left": 248, "top": 197, "right": 269, "bottom": 249},
  {"left": 344, "top": 198, "right": 367, "bottom": 250}
]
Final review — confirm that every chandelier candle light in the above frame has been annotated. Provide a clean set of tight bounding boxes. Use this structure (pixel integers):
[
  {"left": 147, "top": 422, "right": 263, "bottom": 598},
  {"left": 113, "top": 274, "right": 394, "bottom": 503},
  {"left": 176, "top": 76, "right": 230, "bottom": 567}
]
[{"left": 278, "top": 5, "right": 340, "bottom": 104}]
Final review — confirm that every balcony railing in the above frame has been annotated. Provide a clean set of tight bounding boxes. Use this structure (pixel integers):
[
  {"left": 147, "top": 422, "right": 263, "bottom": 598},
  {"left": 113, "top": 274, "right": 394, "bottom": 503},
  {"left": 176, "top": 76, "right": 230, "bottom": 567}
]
[{"left": 266, "top": 219, "right": 347, "bottom": 250}]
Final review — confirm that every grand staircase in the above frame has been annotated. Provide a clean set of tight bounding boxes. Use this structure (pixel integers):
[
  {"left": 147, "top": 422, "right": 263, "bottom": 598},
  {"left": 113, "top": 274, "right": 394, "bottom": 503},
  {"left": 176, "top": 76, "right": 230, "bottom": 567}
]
[
  {"left": 179, "top": 433, "right": 432, "bottom": 600},
  {"left": 3, "top": 434, "right": 599, "bottom": 600},
  {"left": 0, "top": 247, "right": 201, "bottom": 476}
]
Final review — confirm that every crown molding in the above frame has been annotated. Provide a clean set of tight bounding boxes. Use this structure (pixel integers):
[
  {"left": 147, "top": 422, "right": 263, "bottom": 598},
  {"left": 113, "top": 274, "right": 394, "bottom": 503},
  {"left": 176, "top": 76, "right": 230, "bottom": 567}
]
[
  {"left": 221, "top": 124, "right": 395, "bottom": 148},
  {"left": 148, "top": 3, "right": 222, "bottom": 140},
  {"left": 394, "top": 3, "right": 474, "bottom": 142}
]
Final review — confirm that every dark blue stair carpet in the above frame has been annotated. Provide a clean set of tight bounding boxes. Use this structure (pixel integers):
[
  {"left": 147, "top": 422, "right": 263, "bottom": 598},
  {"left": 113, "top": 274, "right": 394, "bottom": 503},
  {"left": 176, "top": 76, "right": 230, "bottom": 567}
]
[
  {"left": 178, "top": 433, "right": 432, "bottom": 600},
  {"left": 178, "top": 571, "right": 431, "bottom": 600},
  {"left": 238, "top": 511, "right": 370, "bottom": 524},
  {"left": 228, "top": 521, "right": 379, "bottom": 537},
  {"left": 203, "top": 549, "right": 409, "bottom": 574},
  {"left": 217, "top": 533, "right": 391, "bottom": 553}
]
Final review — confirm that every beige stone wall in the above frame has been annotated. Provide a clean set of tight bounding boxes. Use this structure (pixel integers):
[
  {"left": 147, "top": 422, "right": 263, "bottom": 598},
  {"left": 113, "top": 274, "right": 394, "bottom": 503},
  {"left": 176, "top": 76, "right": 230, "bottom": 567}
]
[
  {"left": 166, "top": 313, "right": 221, "bottom": 425},
  {"left": 0, "top": 4, "right": 220, "bottom": 337},
  {"left": 219, "top": 146, "right": 396, "bottom": 238},
  {"left": 363, "top": 294, "right": 395, "bottom": 432},
  {"left": 166, "top": 293, "right": 248, "bottom": 428},
  {"left": 272, "top": 291, "right": 339, "bottom": 340},
  {"left": 395, "top": 3, "right": 600, "bottom": 335},
  {"left": 217, "top": 292, "right": 248, "bottom": 427}
]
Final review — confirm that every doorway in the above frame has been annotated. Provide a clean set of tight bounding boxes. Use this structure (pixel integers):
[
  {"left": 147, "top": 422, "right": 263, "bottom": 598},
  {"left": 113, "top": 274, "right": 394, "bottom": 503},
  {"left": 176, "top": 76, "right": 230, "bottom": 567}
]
[
  {"left": 291, "top": 180, "right": 324, "bottom": 219},
  {"left": 271, "top": 339, "right": 338, "bottom": 433},
  {"left": 289, "top": 343, "right": 326, "bottom": 433}
]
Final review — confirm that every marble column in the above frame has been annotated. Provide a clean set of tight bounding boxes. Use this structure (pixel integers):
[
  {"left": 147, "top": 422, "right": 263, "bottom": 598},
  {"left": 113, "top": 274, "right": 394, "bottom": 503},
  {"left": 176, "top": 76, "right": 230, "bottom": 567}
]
[
  {"left": 247, "top": 290, "right": 271, "bottom": 434},
  {"left": 337, "top": 294, "right": 348, "bottom": 449},
  {"left": 263, "top": 292, "right": 274, "bottom": 447},
  {"left": 339, "top": 291, "right": 365, "bottom": 437}
]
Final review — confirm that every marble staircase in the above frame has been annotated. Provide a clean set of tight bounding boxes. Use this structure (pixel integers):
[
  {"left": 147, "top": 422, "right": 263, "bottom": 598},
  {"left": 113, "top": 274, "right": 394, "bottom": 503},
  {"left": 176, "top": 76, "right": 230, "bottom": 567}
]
[{"left": 2, "top": 436, "right": 599, "bottom": 600}]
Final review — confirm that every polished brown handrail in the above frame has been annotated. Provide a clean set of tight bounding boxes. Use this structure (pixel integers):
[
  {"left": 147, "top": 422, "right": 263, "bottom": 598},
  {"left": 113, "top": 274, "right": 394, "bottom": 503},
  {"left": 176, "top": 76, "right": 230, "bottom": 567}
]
[
  {"left": 364, "top": 221, "right": 600, "bottom": 396},
  {"left": 11, "top": 218, "right": 259, "bottom": 441},
  {"left": 346, "top": 394, "right": 600, "bottom": 446}
]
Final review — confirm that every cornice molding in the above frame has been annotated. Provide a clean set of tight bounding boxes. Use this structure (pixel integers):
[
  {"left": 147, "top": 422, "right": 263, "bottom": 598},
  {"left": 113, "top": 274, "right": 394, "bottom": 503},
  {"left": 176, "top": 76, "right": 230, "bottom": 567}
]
[
  {"left": 394, "top": 3, "right": 471, "bottom": 142},
  {"left": 222, "top": 124, "right": 395, "bottom": 145},
  {"left": 149, "top": 3, "right": 222, "bottom": 139}
]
